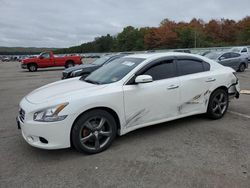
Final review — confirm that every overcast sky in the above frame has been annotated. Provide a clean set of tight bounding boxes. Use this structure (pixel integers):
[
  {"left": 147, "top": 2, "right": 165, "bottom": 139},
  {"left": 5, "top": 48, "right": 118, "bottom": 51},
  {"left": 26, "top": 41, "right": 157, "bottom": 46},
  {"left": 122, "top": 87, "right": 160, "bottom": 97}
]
[{"left": 0, "top": 0, "right": 249, "bottom": 48}]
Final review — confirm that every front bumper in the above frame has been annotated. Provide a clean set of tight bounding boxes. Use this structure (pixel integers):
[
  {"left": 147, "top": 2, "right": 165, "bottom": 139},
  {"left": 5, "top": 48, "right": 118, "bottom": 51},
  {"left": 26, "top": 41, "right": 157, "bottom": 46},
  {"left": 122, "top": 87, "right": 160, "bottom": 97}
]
[
  {"left": 61, "top": 72, "right": 71, "bottom": 79},
  {"left": 16, "top": 115, "right": 74, "bottom": 149},
  {"left": 17, "top": 117, "right": 72, "bottom": 149},
  {"left": 16, "top": 99, "right": 76, "bottom": 150}
]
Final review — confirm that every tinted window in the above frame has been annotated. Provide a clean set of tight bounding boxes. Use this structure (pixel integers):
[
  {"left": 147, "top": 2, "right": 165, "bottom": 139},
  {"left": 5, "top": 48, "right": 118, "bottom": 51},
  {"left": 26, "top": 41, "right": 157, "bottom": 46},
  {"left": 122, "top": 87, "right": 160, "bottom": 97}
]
[
  {"left": 221, "top": 53, "right": 231, "bottom": 59},
  {"left": 241, "top": 48, "right": 247, "bottom": 53},
  {"left": 177, "top": 59, "right": 204, "bottom": 76},
  {"left": 231, "top": 53, "right": 240, "bottom": 58},
  {"left": 143, "top": 60, "right": 176, "bottom": 80},
  {"left": 203, "top": 62, "right": 210, "bottom": 71}
]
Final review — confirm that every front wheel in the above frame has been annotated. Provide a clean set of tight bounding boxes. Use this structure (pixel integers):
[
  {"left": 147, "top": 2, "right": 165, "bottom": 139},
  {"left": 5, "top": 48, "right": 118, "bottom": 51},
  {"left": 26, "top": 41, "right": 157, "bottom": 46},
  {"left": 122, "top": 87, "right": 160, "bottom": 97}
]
[
  {"left": 238, "top": 63, "right": 245, "bottom": 72},
  {"left": 207, "top": 89, "right": 229, "bottom": 119},
  {"left": 71, "top": 109, "right": 117, "bottom": 154},
  {"left": 28, "top": 64, "right": 37, "bottom": 72}
]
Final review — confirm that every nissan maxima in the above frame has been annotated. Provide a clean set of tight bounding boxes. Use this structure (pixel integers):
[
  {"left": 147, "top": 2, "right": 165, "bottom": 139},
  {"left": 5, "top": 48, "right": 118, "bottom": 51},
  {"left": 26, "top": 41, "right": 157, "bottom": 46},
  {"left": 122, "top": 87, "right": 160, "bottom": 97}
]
[{"left": 17, "top": 52, "right": 240, "bottom": 154}]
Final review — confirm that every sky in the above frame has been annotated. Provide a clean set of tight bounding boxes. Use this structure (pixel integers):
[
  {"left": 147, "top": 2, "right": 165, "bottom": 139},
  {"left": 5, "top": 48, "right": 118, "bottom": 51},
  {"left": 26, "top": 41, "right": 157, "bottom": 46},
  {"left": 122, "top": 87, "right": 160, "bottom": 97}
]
[{"left": 0, "top": 0, "right": 249, "bottom": 48}]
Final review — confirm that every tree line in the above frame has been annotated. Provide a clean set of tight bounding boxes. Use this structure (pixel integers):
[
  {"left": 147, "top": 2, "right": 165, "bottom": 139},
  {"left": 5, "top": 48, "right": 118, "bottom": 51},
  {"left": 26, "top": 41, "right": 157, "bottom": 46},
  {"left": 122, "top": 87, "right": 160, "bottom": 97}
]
[{"left": 57, "top": 16, "right": 250, "bottom": 54}]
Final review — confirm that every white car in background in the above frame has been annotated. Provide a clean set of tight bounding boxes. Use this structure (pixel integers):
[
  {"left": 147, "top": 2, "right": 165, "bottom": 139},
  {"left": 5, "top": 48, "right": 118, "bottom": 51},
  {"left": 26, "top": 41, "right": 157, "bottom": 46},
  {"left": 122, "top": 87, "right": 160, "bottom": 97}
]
[
  {"left": 230, "top": 46, "right": 250, "bottom": 62},
  {"left": 17, "top": 52, "right": 240, "bottom": 154}
]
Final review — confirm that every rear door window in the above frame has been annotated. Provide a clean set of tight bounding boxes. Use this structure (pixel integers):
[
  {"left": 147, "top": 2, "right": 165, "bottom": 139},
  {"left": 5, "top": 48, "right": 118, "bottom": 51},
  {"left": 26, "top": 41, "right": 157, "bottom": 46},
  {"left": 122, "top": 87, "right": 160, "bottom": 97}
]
[
  {"left": 177, "top": 59, "right": 204, "bottom": 76},
  {"left": 231, "top": 53, "right": 240, "bottom": 58},
  {"left": 241, "top": 48, "right": 247, "bottom": 53}
]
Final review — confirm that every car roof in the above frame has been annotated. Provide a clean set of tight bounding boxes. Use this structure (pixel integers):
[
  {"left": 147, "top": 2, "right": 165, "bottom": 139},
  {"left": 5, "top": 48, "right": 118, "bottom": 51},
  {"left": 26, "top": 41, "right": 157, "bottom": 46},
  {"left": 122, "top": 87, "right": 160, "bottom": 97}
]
[{"left": 126, "top": 52, "right": 202, "bottom": 60}]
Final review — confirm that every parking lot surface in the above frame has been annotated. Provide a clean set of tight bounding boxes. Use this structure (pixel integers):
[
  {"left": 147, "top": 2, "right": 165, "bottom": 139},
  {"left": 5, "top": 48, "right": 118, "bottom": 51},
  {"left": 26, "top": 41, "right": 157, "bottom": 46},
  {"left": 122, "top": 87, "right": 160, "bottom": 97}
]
[{"left": 0, "top": 62, "right": 250, "bottom": 188}]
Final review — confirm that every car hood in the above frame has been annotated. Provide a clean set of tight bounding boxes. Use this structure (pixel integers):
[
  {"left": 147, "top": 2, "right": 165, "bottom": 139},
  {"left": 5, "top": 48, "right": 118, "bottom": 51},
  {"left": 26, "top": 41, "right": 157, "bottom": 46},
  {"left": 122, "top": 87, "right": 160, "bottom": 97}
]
[
  {"left": 25, "top": 78, "right": 106, "bottom": 104},
  {"left": 63, "top": 64, "right": 98, "bottom": 73}
]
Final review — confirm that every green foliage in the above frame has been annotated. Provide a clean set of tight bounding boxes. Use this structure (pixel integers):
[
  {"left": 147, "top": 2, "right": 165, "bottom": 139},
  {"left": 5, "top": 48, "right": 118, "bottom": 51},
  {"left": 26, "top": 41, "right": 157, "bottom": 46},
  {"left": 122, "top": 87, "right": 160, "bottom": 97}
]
[
  {"left": 56, "top": 16, "right": 249, "bottom": 54},
  {"left": 4, "top": 17, "right": 248, "bottom": 55}
]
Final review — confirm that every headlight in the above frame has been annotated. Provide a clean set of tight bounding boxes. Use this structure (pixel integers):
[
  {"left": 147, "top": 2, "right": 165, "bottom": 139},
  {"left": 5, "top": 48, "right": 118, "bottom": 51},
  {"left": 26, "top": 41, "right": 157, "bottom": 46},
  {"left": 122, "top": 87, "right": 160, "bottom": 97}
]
[
  {"left": 33, "top": 103, "right": 68, "bottom": 122},
  {"left": 71, "top": 69, "right": 83, "bottom": 76}
]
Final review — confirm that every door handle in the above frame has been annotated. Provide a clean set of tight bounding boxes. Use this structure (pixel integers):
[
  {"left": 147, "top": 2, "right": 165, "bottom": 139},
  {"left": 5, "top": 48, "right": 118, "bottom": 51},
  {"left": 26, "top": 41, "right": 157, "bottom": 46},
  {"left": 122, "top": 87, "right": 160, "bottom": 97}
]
[
  {"left": 167, "top": 85, "right": 179, "bottom": 90},
  {"left": 206, "top": 78, "right": 216, "bottom": 82}
]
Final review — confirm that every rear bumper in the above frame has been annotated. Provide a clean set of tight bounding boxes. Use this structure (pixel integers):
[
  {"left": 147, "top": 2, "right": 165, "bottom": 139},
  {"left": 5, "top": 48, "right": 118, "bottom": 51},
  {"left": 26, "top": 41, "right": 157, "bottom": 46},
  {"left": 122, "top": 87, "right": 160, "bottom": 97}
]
[{"left": 228, "top": 81, "right": 240, "bottom": 99}]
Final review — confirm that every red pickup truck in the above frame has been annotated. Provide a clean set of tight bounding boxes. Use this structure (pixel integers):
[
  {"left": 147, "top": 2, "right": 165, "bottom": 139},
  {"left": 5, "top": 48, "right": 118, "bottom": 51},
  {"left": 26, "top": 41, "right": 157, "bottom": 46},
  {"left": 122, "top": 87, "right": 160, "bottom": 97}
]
[{"left": 21, "top": 51, "right": 82, "bottom": 72}]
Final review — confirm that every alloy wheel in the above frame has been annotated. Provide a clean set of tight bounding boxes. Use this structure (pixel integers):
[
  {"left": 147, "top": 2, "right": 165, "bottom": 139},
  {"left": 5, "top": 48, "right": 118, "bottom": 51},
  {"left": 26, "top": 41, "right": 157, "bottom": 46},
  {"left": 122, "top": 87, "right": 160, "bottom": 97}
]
[
  {"left": 79, "top": 117, "right": 112, "bottom": 151},
  {"left": 212, "top": 93, "right": 227, "bottom": 115}
]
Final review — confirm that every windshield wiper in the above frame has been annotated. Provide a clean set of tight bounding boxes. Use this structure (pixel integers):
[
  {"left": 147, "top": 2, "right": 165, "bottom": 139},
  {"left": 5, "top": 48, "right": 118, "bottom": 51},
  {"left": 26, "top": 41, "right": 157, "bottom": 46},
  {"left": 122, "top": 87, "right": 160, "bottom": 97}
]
[{"left": 84, "top": 79, "right": 100, "bottom": 85}]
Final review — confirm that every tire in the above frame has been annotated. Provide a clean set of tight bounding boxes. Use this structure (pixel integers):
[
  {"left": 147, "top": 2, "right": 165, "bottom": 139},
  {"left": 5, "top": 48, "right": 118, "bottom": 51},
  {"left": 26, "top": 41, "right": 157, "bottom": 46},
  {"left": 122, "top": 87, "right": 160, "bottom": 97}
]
[
  {"left": 238, "top": 63, "right": 245, "bottom": 72},
  {"left": 28, "top": 64, "right": 37, "bottom": 72},
  {"left": 206, "top": 88, "right": 229, "bottom": 119},
  {"left": 65, "top": 61, "right": 74, "bottom": 68},
  {"left": 71, "top": 109, "right": 117, "bottom": 154}
]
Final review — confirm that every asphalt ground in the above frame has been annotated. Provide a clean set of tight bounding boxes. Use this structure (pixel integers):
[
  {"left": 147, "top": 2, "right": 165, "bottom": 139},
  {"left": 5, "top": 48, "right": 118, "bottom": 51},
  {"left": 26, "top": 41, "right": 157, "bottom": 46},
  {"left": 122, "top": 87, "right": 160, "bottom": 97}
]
[{"left": 0, "top": 61, "right": 250, "bottom": 188}]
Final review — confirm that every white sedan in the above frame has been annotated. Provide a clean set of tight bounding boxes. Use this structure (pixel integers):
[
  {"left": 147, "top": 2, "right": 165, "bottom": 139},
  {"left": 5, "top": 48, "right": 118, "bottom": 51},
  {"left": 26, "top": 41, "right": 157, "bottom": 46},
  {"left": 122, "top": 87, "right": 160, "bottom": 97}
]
[{"left": 17, "top": 52, "right": 240, "bottom": 154}]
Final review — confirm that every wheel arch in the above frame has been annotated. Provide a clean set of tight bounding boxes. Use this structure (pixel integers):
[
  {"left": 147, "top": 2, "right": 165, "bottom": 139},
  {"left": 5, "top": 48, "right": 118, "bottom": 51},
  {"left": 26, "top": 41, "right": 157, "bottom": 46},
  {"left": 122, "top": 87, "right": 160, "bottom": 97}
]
[
  {"left": 212, "top": 86, "right": 228, "bottom": 94},
  {"left": 66, "top": 59, "right": 75, "bottom": 64},
  {"left": 207, "top": 85, "right": 228, "bottom": 110},
  {"left": 27, "top": 62, "right": 37, "bottom": 67}
]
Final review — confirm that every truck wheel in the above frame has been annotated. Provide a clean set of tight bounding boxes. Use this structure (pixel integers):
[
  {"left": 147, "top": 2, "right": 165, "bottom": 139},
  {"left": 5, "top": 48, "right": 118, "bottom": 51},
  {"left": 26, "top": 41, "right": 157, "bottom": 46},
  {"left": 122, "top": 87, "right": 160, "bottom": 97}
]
[
  {"left": 65, "top": 61, "right": 74, "bottom": 68},
  {"left": 238, "top": 63, "right": 245, "bottom": 72},
  {"left": 28, "top": 64, "right": 37, "bottom": 72}
]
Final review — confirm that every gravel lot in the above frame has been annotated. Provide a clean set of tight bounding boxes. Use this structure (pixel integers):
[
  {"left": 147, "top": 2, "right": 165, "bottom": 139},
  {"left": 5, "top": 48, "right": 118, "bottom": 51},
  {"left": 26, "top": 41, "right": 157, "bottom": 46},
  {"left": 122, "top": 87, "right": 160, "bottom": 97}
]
[{"left": 0, "top": 61, "right": 250, "bottom": 188}]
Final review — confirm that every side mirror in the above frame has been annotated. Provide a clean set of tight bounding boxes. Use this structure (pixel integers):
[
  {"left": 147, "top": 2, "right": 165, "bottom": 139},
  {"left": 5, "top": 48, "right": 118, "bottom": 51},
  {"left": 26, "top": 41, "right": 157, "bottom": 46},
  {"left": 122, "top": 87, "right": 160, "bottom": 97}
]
[{"left": 135, "top": 75, "right": 153, "bottom": 84}]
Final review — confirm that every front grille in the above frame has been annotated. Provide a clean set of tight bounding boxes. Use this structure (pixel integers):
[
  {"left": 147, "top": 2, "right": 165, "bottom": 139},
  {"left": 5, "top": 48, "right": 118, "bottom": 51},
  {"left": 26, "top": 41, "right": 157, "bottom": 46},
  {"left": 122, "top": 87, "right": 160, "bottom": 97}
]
[{"left": 19, "top": 108, "right": 25, "bottom": 122}]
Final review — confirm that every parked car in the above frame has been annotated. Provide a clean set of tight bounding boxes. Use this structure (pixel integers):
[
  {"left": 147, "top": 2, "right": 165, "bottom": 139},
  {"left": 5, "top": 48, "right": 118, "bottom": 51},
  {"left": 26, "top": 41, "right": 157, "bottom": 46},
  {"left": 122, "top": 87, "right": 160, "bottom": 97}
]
[
  {"left": 2, "top": 56, "right": 11, "bottom": 62},
  {"left": 173, "top": 49, "right": 191, "bottom": 53},
  {"left": 205, "top": 51, "right": 248, "bottom": 72},
  {"left": 17, "top": 52, "right": 240, "bottom": 154},
  {"left": 200, "top": 50, "right": 211, "bottom": 56},
  {"left": 21, "top": 51, "right": 82, "bottom": 72},
  {"left": 62, "top": 54, "right": 127, "bottom": 79},
  {"left": 230, "top": 46, "right": 250, "bottom": 62}
]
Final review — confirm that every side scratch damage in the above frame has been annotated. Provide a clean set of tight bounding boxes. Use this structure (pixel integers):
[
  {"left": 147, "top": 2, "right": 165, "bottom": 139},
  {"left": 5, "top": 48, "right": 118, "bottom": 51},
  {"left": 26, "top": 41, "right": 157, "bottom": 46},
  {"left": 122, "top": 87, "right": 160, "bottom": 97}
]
[
  {"left": 178, "top": 90, "right": 211, "bottom": 113},
  {"left": 126, "top": 108, "right": 149, "bottom": 127}
]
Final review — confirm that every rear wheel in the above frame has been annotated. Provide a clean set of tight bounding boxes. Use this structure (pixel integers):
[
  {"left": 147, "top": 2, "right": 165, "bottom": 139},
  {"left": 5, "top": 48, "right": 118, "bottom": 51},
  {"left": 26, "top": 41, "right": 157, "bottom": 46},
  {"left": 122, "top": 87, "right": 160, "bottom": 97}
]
[
  {"left": 207, "top": 89, "right": 228, "bottom": 119},
  {"left": 71, "top": 109, "right": 117, "bottom": 154},
  {"left": 238, "top": 63, "right": 245, "bottom": 72},
  {"left": 28, "top": 64, "right": 37, "bottom": 72},
  {"left": 65, "top": 61, "right": 74, "bottom": 68}
]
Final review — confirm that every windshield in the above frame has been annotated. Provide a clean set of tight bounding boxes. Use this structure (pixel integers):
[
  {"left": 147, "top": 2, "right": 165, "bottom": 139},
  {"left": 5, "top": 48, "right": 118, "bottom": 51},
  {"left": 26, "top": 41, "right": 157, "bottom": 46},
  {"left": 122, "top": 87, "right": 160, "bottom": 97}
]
[
  {"left": 83, "top": 57, "right": 145, "bottom": 84},
  {"left": 92, "top": 56, "right": 110, "bottom": 66},
  {"left": 231, "top": 48, "right": 241, "bottom": 53},
  {"left": 205, "top": 52, "right": 221, "bottom": 60}
]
